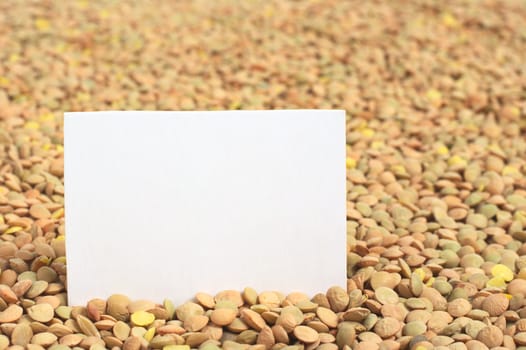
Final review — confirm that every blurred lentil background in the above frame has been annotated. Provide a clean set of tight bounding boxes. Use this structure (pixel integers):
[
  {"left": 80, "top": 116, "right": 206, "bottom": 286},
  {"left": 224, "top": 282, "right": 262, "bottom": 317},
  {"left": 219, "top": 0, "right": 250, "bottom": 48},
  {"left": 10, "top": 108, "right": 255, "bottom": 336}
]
[{"left": 1, "top": 0, "right": 526, "bottom": 349}]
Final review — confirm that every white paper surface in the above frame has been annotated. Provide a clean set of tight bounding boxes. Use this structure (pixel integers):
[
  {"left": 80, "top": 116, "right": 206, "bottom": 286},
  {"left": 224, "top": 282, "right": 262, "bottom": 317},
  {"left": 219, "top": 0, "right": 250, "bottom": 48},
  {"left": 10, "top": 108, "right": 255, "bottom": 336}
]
[{"left": 64, "top": 110, "right": 346, "bottom": 306}]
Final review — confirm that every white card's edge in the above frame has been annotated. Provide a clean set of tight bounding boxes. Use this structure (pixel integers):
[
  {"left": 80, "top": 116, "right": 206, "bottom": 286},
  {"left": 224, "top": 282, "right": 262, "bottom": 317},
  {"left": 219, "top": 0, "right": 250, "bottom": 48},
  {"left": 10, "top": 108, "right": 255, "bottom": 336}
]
[{"left": 64, "top": 109, "right": 345, "bottom": 116}]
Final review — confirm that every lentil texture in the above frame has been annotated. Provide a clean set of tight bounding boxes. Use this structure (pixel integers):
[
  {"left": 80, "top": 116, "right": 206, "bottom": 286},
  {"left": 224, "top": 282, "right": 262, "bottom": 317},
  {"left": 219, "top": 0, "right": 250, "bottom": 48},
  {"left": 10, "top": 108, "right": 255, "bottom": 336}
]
[{"left": 1, "top": 1, "right": 526, "bottom": 350}]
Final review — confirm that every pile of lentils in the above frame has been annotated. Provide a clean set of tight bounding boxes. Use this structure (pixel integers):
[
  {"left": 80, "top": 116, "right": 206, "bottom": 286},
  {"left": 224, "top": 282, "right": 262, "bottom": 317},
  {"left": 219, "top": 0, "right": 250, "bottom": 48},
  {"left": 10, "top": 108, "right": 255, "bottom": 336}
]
[{"left": 1, "top": 0, "right": 526, "bottom": 349}]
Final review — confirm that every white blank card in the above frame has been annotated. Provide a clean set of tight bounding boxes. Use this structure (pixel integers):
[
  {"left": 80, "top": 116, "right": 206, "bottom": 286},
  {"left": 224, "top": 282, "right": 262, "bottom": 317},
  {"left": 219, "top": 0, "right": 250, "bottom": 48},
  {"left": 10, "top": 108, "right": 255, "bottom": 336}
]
[{"left": 64, "top": 110, "right": 346, "bottom": 306}]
